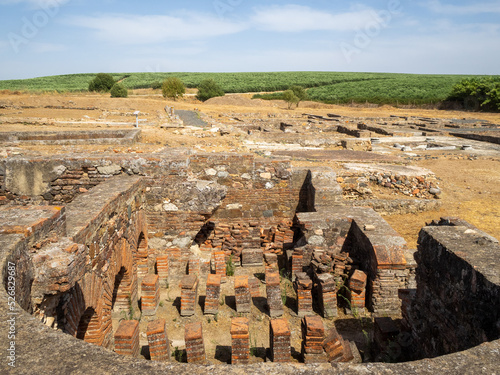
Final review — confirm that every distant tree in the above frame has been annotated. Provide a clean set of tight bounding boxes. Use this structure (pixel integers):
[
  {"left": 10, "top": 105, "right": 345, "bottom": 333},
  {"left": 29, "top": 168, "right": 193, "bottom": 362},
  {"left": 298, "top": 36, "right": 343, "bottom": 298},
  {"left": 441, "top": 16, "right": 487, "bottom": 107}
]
[
  {"left": 196, "top": 79, "right": 225, "bottom": 102},
  {"left": 283, "top": 89, "right": 299, "bottom": 109},
  {"left": 151, "top": 81, "right": 162, "bottom": 90},
  {"left": 290, "top": 85, "right": 308, "bottom": 107},
  {"left": 110, "top": 83, "right": 128, "bottom": 98},
  {"left": 162, "top": 77, "right": 186, "bottom": 101},
  {"left": 88, "top": 73, "right": 115, "bottom": 92}
]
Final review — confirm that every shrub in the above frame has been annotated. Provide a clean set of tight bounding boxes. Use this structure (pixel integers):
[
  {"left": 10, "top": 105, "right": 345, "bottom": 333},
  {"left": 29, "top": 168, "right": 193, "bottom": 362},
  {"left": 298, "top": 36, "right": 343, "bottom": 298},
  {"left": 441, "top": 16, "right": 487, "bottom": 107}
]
[
  {"left": 283, "top": 89, "right": 299, "bottom": 109},
  {"left": 226, "top": 255, "right": 235, "bottom": 276},
  {"left": 151, "top": 81, "right": 162, "bottom": 90},
  {"left": 162, "top": 77, "right": 186, "bottom": 100},
  {"left": 196, "top": 79, "right": 224, "bottom": 102},
  {"left": 290, "top": 85, "right": 308, "bottom": 107},
  {"left": 88, "top": 73, "right": 115, "bottom": 92},
  {"left": 447, "top": 77, "right": 500, "bottom": 111},
  {"left": 110, "top": 83, "right": 128, "bottom": 98}
]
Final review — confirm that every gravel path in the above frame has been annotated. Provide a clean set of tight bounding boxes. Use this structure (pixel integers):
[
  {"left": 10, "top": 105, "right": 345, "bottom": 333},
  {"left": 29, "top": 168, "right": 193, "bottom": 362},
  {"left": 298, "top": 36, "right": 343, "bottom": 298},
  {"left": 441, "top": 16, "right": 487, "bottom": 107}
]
[{"left": 176, "top": 110, "right": 208, "bottom": 127}]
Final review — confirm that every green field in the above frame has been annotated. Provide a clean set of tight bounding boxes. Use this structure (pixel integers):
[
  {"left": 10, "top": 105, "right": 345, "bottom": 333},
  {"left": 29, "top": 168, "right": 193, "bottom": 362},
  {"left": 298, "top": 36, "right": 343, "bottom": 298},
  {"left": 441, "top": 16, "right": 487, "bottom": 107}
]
[{"left": 0, "top": 71, "right": 492, "bottom": 106}]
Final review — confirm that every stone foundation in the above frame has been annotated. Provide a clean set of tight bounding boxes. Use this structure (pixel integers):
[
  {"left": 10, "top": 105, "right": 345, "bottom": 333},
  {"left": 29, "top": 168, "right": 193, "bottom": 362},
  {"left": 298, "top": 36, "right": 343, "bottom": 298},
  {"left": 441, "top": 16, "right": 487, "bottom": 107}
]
[
  {"left": 234, "top": 275, "right": 251, "bottom": 313},
  {"left": 204, "top": 274, "right": 221, "bottom": 315}
]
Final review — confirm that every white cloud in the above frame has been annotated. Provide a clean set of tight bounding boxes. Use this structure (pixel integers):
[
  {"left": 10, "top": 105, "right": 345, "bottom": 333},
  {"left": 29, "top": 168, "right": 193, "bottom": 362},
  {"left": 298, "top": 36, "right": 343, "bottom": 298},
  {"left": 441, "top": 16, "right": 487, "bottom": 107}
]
[
  {"left": 251, "top": 4, "right": 383, "bottom": 32},
  {"left": 30, "top": 42, "right": 65, "bottom": 52},
  {"left": 424, "top": 0, "right": 500, "bottom": 15},
  {"left": 67, "top": 12, "right": 247, "bottom": 45},
  {"left": 0, "top": 0, "right": 68, "bottom": 9}
]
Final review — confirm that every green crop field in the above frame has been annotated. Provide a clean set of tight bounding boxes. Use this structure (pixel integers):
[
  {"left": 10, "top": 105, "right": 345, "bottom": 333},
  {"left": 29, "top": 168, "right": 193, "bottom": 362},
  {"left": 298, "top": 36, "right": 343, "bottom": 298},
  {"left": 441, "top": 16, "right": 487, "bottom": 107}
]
[{"left": 0, "top": 71, "right": 493, "bottom": 106}]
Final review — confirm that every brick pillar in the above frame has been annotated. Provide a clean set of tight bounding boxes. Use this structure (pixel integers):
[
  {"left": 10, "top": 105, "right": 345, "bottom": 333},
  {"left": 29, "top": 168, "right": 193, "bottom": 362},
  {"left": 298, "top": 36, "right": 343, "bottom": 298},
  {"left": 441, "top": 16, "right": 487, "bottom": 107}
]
[
  {"left": 188, "top": 256, "right": 200, "bottom": 275},
  {"left": 264, "top": 253, "right": 278, "bottom": 273},
  {"left": 214, "top": 251, "right": 226, "bottom": 282},
  {"left": 292, "top": 249, "right": 304, "bottom": 276},
  {"left": 147, "top": 319, "right": 170, "bottom": 362},
  {"left": 141, "top": 274, "right": 160, "bottom": 316},
  {"left": 114, "top": 320, "right": 140, "bottom": 357},
  {"left": 323, "top": 326, "right": 354, "bottom": 363},
  {"left": 270, "top": 318, "right": 291, "bottom": 362},
  {"left": 294, "top": 272, "right": 313, "bottom": 317},
  {"left": 316, "top": 273, "right": 338, "bottom": 318},
  {"left": 204, "top": 274, "right": 221, "bottom": 315},
  {"left": 348, "top": 270, "right": 367, "bottom": 310},
  {"left": 231, "top": 317, "right": 250, "bottom": 364},
  {"left": 156, "top": 255, "right": 169, "bottom": 287},
  {"left": 301, "top": 316, "right": 327, "bottom": 363},
  {"left": 185, "top": 322, "right": 205, "bottom": 364},
  {"left": 180, "top": 275, "right": 199, "bottom": 316},
  {"left": 266, "top": 272, "right": 283, "bottom": 317},
  {"left": 248, "top": 275, "right": 261, "bottom": 298},
  {"left": 242, "top": 248, "right": 263, "bottom": 267},
  {"left": 234, "top": 275, "right": 251, "bottom": 313}
]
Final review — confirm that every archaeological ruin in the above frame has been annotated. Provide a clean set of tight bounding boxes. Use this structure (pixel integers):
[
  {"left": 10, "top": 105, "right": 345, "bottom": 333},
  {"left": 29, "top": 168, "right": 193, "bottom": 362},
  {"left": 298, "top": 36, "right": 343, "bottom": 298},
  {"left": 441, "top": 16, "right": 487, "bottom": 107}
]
[{"left": 0, "top": 106, "right": 499, "bottom": 374}]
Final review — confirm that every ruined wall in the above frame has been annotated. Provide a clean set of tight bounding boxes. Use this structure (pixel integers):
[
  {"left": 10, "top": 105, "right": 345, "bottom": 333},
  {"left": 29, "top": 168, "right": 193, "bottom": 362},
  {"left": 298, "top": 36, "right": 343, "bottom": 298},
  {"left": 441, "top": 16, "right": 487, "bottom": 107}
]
[
  {"left": 402, "top": 222, "right": 500, "bottom": 359},
  {"left": 296, "top": 206, "right": 411, "bottom": 316}
]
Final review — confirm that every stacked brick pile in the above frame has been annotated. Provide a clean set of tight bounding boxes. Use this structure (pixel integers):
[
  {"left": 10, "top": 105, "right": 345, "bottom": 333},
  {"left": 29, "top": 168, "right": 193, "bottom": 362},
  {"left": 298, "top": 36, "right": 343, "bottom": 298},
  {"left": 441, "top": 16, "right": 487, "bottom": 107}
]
[
  {"left": 231, "top": 317, "right": 250, "bottom": 364},
  {"left": 184, "top": 322, "right": 205, "bottom": 364},
  {"left": 292, "top": 248, "right": 304, "bottom": 276},
  {"left": 261, "top": 220, "right": 294, "bottom": 255},
  {"left": 348, "top": 269, "right": 367, "bottom": 309},
  {"left": 180, "top": 275, "right": 199, "bottom": 316},
  {"left": 141, "top": 274, "right": 160, "bottom": 316},
  {"left": 204, "top": 274, "right": 221, "bottom": 315},
  {"left": 213, "top": 251, "right": 227, "bottom": 282},
  {"left": 146, "top": 319, "right": 170, "bottom": 362},
  {"left": 199, "top": 221, "right": 261, "bottom": 264},
  {"left": 188, "top": 256, "right": 200, "bottom": 275},
  {"left": 266, "top": 272, "right": 284, "bottom": 317},
  {"left": 270, "top": 318, "right": 291, "bottom": 362},
  {"left": 241, "top": 247, "right": 264, "bottom": 267},
  {"left": 166, "top": 248, "right": 181, "bottom": 278},
  {"left": 323, "top": 326, "right": 354, "bottom": 363},
  {"left": 235, "top": 275, "right": 252, "bottom": 313},
  {"left": 332, "top": 252, "right": 350, "bottom": 279},
  {"left": 248, "top": 275, "right": 261, "bottom": 298},
  {"left": 294, "top": 272, "right": 313, "bottom": 317},
  {"left": 316, "top": 273, "right": 338, "bottom": 318},
  {"left": 156, "top": 255, "right": 169, "bottom": 286},
  {"left": 114, "top": 320, "right": 140, "bottom": 357},
  {"left": 264, "top": 253, "right": 279, "bottom": 273},
  {"left": 301, "top": 316, "right": 327, "bottom": 363},
  {"left": 135, "top": 235, "right": 149, "bottom": 279}
]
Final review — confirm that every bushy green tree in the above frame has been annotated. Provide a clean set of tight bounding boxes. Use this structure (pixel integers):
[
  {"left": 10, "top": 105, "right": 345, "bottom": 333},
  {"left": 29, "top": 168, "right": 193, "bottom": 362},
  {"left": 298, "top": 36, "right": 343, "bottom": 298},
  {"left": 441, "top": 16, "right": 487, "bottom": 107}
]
[
  {"left": 283, "top": 89, "right": 299, "bottom": 109},
  {"left": 110, "top": 83, "right": 128, "bottom": 98},
  {"left": 448, "top": 77, "right": 500, "bottom": 111},
  {"left": 162, "top": 77, "right": 186, "bottom": 101},
  {"left": 196, "top": 79, "right": 224, "bottom": 102},
  {"left": 88, "top": 73, "right": 115, "bottom": 92},
  {"left": 151, "top": 81, "right": 162, "bottom": 90},
  {"left": 290, "top": 85, "right": 308, "bottom": 107}
]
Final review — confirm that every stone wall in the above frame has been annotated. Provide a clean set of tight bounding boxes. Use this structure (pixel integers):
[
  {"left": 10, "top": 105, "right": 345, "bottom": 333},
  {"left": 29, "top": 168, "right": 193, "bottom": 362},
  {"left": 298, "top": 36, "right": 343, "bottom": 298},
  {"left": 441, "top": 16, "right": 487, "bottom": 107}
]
[{"left": 402, "top": 220, "right": 500, "bottom": 359}]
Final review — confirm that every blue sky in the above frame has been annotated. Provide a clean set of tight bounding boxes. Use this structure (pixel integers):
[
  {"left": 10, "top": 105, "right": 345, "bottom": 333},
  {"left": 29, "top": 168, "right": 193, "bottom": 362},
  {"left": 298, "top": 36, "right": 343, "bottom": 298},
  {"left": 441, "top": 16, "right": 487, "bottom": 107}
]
[{"left": 0, "top": 0, "right": 499, "bottom": 80}]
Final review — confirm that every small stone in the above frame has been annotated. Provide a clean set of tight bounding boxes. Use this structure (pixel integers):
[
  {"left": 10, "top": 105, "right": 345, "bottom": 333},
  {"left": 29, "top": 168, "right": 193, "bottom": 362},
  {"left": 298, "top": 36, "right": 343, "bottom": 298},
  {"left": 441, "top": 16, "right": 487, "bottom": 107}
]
[
  {"left": 97, "top": 164, "right": 122, "bottom": 175},
  {"left": 429, "top": 187, "right": 441, "bottom": 196},
  {"left": 163, "top": 203, "right": 179, "bottom": 212},
  {"left": 260, "top": 172, "right": 272, "bottom": 179},
  {"left": 308, "top": 235, "right": 325, "bottom": 246},
  {"left": 364, "top": 225, "right": 376, "bottom": 231},
  {"left": 217, "top": 171, "right": 229, "bottom": 178},
  {"left": 205, "top": 168, "right": 217, "bottom": 176},
  {"left": 241, "top": 173, "right": 252, "bottom": 180},
  {"left": 265, "top": 182, "right": 275, "bottom": 189}
]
